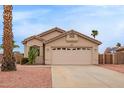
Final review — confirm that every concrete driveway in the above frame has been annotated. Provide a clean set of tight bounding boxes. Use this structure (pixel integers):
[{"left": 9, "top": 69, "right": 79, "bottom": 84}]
[{"left": 52, "top": 65, "right": 124, "bottom": 88}]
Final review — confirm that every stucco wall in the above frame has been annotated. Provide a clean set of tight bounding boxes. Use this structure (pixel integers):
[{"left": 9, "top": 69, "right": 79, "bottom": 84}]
[
  {"left": 23, "top": 31, "right": 63, "bottom": 64},
  {"left": 45, "top": 35, "right": 99, "bottom": 64},
  {"left": 41, "top": 31, "right": 62, "bottom": 40},
  {"left": 24, "top": 31, "right": 62, "bottom": 57}
]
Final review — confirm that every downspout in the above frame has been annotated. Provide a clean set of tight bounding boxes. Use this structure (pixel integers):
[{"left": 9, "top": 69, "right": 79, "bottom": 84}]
[{"left": 43, "top": 43, "right": 45, "bottom": 65}]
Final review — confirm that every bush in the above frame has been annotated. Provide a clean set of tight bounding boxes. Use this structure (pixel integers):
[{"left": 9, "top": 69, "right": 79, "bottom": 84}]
[
  {"left": 21, "top": 58, "right": 28, "bottom": 65},
  {"left": 28, "top": 47, "right": 39, "bottom": 64},
  {"left": 16, "top": 61, "right": 20, "bottom": 64}
]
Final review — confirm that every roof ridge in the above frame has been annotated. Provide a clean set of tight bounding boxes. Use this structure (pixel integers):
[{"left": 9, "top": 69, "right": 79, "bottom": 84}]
[
  {"left": 22, "top": 27, "right": 66, "bottom": 44},
  {"left": 37, "top": 27, "right": 66, "bottom": 37},
  {"left": 44, "top": 30, "right": 102, "bottom": 45}
]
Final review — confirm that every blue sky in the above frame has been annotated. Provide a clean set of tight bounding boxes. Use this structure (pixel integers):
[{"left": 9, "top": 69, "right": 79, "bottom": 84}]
[{"left": 0, "top": 5, "right": 124, "bottom": 53}]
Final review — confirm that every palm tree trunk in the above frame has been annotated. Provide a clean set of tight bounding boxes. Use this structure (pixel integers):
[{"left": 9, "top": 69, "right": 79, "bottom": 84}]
[{"left": 1, "top": 5, "right": 16, "bottom": 71}]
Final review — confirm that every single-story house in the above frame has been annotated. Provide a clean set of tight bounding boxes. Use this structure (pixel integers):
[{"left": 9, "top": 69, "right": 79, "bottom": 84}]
[
  {"left": 116, "top": 47, "right": 124, "bottom": 52},
  {"left": 22, "top": 27, "right": 102, "bottom": 65},
  {"left": 104, "top": 47, "right": 118, "bottom": 54}
]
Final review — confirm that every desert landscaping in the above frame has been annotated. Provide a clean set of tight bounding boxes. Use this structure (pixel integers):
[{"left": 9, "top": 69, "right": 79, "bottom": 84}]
[{"left": 0, "top": 5, "right": 124, "bottom": 88}]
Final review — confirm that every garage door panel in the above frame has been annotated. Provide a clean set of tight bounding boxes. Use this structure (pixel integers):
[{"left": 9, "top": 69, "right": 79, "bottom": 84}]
[{"left": 52, "top": 47, "right": 92, "bottom": 64}]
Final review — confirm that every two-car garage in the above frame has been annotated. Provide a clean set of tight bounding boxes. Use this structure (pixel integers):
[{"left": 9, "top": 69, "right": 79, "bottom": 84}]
[{"left": 51, "top": 47, "right": 92, "bottom": 65}]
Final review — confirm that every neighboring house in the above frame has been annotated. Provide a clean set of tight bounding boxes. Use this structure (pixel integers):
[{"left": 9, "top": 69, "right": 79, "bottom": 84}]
[
  {"left": 104, "top": 47, "right": 118, "bottom": 54},
  {"left": 104, "top": 47, "right": 112, "bottom": 54},
  {"left": 22, "top": 27, "right": 102, "bottom": 65},
  {"left": 116, "top": 47, "right": 124, "bottom": 52},
  {"left": 14, "top": 51, "right": 24, "bottom": 64},
  {"left": 104, "top": 46, "right": 124, "bottom": 54}
]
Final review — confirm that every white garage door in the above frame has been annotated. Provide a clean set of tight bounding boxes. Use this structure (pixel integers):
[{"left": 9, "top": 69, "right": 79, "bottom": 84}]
[{"left": 51, "top": 47, "right": 92, "bottom": 64}]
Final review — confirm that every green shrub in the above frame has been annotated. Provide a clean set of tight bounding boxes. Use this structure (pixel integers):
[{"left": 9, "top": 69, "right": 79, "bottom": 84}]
[
  {"left": 21, "top": 58, "right": 28, "bottom": 65},
  {"left": 28, "top": 47, "right": 39, "bottom": 64}
]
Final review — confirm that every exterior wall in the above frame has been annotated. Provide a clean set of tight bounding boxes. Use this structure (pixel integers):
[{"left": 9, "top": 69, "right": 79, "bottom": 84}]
[
  {"left": 23, "top": 31, "right": 63, "bottom": 64},
  {"left": 41, "top": 31, "right": 62, "bottom": 40},
  {"left": 45, "top": 35, "right": 99, "bottom": 64},
  {"left": 24, "top": 31, "right": 62, "bottom": 57},
  {"left": 24, "top": 44, "right": 29, "bottom": 58}
]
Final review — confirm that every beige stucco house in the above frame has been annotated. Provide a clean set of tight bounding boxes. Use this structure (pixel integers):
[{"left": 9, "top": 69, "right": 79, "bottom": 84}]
[{"left": 22, "top": 27, "right": 102, "bottom": 65}]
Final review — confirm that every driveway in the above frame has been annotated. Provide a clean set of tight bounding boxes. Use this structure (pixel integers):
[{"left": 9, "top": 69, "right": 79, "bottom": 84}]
[{"left": 52, "top": 65, "right": 124, "bottom": 88}]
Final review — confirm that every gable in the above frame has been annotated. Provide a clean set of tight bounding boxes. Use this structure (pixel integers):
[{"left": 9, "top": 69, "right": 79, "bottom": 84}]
[
  {"left": 22, "top": 27, "right": 65, "bottom": 44},
  {"left": 22, "top": 35, "right": 44, "bottom": 44},
  {"left": 26, "top": 39, "right": 43, "bottom": 46},
  {"left": 45, "top": 30, "right": 102, "bottom": 45},
  {"left": 41, "top": 31, "right": 63, "bottom": 40},
  {"left": 45, "top": 34, "right": 99, "bottom": 47},
  {"left": 37, "top": 27, "right": 65, "bottom": 40}
]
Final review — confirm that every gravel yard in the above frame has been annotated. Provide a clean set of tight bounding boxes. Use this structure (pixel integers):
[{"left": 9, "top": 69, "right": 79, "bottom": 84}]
[
  {"left": 1, "top": 64, "right": 124, "bottom": 88},
  {"left": 99, "top": 64, "right": 124, "bottom": 73},
  {"left": 0, "top": 65, "right": 52, "bottom": 88}
]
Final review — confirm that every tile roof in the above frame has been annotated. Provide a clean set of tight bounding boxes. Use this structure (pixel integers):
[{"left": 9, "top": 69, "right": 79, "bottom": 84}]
[
  {"left": 22, "top": 27, "right": 66, "bottom": 44},
  {"left": 44, "top": 30, "right": 102, "bottom": 45}
]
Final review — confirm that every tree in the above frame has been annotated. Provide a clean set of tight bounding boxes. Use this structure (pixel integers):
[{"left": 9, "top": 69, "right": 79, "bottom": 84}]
[
  {"left": 116, "top": 42, "right": 121, "bottom": 47},
  {"left": 91, "top": 30, "right": 98, "bottom": 38},
  {"left": 1, "top": 5, "right": 16, "bottom": 71},
  {"left": 0, "top": 40, "right": 19, "bottom": 50},
  {"left": 28, "top": 47, "right": 39, "bottom": 64}
]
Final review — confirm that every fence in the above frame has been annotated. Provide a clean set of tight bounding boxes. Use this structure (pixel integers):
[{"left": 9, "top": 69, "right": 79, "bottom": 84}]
[
  {"left": 99, "top": 52, "right": 124, "bottom": 64},
  {"left": 99, "top": 54, "right": 103, "bottom": 64},
  {"left": 114, "top": 52, "right": 124, "bottom": 64}
]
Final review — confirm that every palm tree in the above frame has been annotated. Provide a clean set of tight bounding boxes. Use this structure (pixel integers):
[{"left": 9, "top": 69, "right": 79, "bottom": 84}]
[
  {"left": 1, "top": 5, "right": 16, "bottom": 71},
  {"left": 91, "top": 30, "right": 98, "bottom": 38},
  {"left": 116, "top": 42, "right": 121, "bottom": 47},
  {"left": 0, "top": 40, "right": 19, "bottom": 49},
  {"left": 12, "top": 41, "right": 20, "bottom": 48}
]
